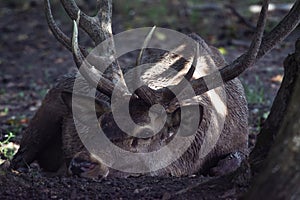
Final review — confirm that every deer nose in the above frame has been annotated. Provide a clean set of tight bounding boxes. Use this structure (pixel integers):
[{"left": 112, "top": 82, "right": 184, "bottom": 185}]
[{"left": 69, "top": 159, "right": 96, "bottom": 175}]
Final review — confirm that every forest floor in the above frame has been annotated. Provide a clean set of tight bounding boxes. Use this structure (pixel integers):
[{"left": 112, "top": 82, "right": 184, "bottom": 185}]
[{"left": 0, "top": 1, "right": 298, "bottom": 199}]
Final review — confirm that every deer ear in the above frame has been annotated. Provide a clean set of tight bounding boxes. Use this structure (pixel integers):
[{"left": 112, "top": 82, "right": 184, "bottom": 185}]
[{"left": 61, "top": 91, "right": 111, "bottom": 119}]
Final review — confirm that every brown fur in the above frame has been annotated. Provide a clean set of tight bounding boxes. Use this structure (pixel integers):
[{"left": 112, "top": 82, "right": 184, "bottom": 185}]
[{"left": 11, "top": 34, "right": 248, "bottom": 178}]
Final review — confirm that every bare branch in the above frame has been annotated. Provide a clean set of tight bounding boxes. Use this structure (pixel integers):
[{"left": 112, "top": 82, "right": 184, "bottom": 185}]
[{"left": 225, "top": 4, "right": 256, "bottom": 30}]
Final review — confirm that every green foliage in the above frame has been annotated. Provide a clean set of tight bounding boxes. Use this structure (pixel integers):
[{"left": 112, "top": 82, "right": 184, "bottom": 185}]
[
  {"left": 112, "top": 0, "right": 294, "bottom": 41},
  {"left": 0, "top": 107, "right": 9, "bottom": 117},
  {"left": 18, "top": 91, "right": 25, "bottom": 98},
  {"left": 0, "top": 88, "right": 6, "bottom": 95},
  {"left": 0, "top": 132, "right": 18, "bottom": 161},
  {"left": 244, "top": 76, "right": 265, "bottom": 104},
  {"left": 114, "top": 0, "right": 174, "bottom": 28}
]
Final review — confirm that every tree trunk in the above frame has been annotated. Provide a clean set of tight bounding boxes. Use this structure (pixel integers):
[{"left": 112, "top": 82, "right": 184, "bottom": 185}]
[
  {"left": 250, "top": 39, "right": 300, "bottom": 173},
  {"left": 246, "top": 38, "right": 300, "bottom": 199}
]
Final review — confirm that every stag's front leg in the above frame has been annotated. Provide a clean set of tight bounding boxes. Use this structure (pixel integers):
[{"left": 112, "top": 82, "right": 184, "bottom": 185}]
[
  {"left": 67, "top": 151, "right": 109, "bottom": 179},
  {"left": 11, "top": 88, "right": 68, "bottom": 172}
]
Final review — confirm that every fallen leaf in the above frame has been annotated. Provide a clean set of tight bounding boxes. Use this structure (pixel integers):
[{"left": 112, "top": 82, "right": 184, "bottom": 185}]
[
  {"left": 17, "top": 34, "right": 29, "bottom": 41},
  {"left": 55, "top": 58, "right": 65, "bottom": 64},
  {"left": 271, "top": 74, "right": 283, "bottom": 83},
  {"left": 20, "top": 118, "right": 29, "bottom": 124}
]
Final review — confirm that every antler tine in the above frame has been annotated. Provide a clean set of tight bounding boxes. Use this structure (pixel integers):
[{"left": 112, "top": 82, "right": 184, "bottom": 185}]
[
  {"left": 220, "top": 0, "right": 269, "bottom": 79},
  {"left": 166, "top": 0, "right": 270, "bottom": 112},
  {"left": 95, "top": 0, "right": 115, "bottom": 45},
  {"left": 60, "top": 0, "right": 103, "bottom": 44},
  {"left": 245, "top": 0, "right": 269, "bottom": 64},
  {"left": 44, "top": 0, "right": 88, "bottom": 57},
  {"left": 72, "top": 19, "right": 127, "bottom": 98},
  {"left": 61, "top": 0, "right": 128, "bottom": 93},
  {"left": 95, "top": 0, "right": 127, "bottom": 89},
  {"left": 190, "top": 0, "right": 270, "bottom": 96},
  {"left": 130, "top": 26, "right": 160, "bottom": 106},
  {"left": 136, "top": 26, "right": 157, "bottom": 66},
  {"left": 190, "top": 0, "right": 300, "bottom": 96},
  {"left": 257, "top": 0, "right": 300, "bottom": 59}
]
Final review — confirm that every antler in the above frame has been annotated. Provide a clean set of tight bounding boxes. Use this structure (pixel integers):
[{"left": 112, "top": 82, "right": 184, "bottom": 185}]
[
  {"left": 257, "top": 0, "right": 300, "bottom": 59},
  {"left": 45, "top": 0, "right": 130, "bottom": 97},
  {"left": 191, "top": 0, "right": 270, "bottom": 95},
  {"left": 167, "top": 0, "right": 300, "bottom": 112},
  {"left": 191, "top": 0, "right": 300, "bottom": 96},
  {"left": 45, "top": 0, "right": 300, "bottom": 109},
  {"left": 44, "top": 0, "right": 88, "bottom": 56},
  {"left": 45, "top": 0, "right": 162, "bottom": 104},
  {"left": 71, "top": 18, "right": 127, "bottom": 98}
]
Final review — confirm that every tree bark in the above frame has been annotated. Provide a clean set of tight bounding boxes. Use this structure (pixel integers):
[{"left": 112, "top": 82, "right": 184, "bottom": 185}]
[
  {"left": 250, "top": 38, "right": 300, "bottom": 173},
  {"left": 246, "top": 38, "right": 300, "bottom": 199}
]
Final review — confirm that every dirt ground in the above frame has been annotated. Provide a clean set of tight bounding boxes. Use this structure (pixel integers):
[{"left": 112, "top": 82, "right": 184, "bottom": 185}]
[{"left": 0, "top": 1, "right": 298, "bottom": 199}]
